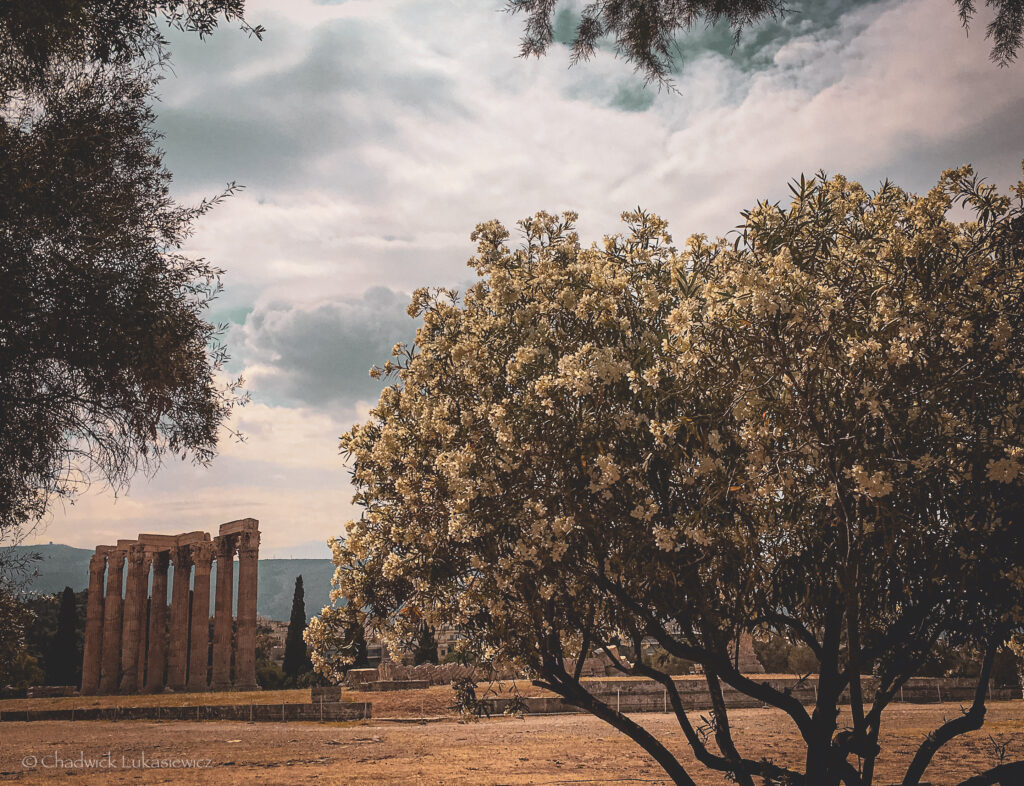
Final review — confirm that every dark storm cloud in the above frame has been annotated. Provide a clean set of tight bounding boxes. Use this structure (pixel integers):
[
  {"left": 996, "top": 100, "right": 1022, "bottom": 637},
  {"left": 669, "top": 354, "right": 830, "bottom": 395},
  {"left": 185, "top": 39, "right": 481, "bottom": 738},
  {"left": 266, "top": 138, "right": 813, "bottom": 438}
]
[
  {"left": 239, "top": 286, "right": 416, "bottom": 408},
  {"left": 156, "top": 16, "right": 463, "bottom": 194}
]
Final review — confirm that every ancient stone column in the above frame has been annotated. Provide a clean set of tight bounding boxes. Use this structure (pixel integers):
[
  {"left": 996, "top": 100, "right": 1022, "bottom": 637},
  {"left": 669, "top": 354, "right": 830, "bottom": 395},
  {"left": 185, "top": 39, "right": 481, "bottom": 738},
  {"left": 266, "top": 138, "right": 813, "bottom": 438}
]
[
  {"left": 98, "top": 549, "right": 126, "bottom": 693},
  {"left": 80, "top": 549, "right": 107, "bottom": 694},
  {"left": 144, "top": 551, "right": 170, "bottom": 692},
  {"left": 166, "top": 546, "right": 192, "bottom": 691},
  {"left": 136, "top": 552, "right": 152, "bottom": 687},
  {"left": 119, "top": 543, "right": 147, "bottom": 693},
  {"left": 187, "top": 540, "right": 214, "bottom": 692},
  {"left": 211, "top": 535, "right": 235, "bottom": 690},
  {"left": 233, "top": 528, "right": 260, "bottom": 691}
]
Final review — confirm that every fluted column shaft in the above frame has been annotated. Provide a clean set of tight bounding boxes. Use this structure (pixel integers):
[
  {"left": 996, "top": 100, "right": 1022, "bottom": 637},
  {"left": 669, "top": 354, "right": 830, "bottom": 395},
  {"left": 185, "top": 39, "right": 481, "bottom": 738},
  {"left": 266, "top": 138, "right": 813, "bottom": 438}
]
[
  {"left": 234, "top": 530, "right": 260, "bottom": 690},
  {"left": 166, "top": 547, "right": 192, "bottom": 691},
  {"left": 187, "top": 541, "right": 214, "bottom": 691},
  {"left": 119, "top": 545, "right": 147, "bottom": 693},
  {"left": 144, "top": 552, "right": 170, "bottom": 692},
  {"left": 98, "top": 551, "right": 125, "bottom": 693},
  {"left": 135, "top": 553, "right": 151, "bottom": 687},
  {"left": 211, "top": 536, "right": 235, "bottom": 690},
  {"left": 80, "top": 551, "right": 107, "bottom": 694}
]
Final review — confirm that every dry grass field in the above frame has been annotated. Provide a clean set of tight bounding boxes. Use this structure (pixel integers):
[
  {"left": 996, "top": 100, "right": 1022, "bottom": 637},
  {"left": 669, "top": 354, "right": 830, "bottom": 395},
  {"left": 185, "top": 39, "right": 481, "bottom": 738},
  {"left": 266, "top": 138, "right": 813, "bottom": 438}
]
[
  {"left": 0, "top": 675, "right": 803, "bottom": 719},
  {"left": 0, "top": 681, "right": 548, "bottom": 720},
  {"left": 0, "top": 688, "right": 311, "bottom": 712},
  {"left": 0, "top": 699, "right": 1021, "bottom": 784}
]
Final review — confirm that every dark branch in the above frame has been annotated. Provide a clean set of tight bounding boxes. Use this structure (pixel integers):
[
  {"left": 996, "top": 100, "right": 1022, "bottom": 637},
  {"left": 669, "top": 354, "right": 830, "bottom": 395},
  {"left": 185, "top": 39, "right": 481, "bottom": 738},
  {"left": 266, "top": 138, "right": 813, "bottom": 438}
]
[
  {"left": 538, "top": 659, "right": 701, "bottom": 786},
  {"left": 618, "top": 642, "right": 805, "bottom": 785},
  {"left": 956, "top": 761, "right": 1024, "bottom": 785},
  {"left": 901, "top": 642, "right": 998, "bottom": 786}
]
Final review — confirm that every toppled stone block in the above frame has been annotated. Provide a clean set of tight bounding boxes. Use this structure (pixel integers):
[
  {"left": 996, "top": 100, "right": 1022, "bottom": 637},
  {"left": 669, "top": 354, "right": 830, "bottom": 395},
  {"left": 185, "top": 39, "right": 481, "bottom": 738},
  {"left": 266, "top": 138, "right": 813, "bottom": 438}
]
[
  {"left": 311, "top": 686, "right": 343, "bottom": 702},
  {"left": 26, "top": 686, "right": 77, "bottom": 698},
  {"left": 345, "top": 668, "right": 379, "bottom": 689}
]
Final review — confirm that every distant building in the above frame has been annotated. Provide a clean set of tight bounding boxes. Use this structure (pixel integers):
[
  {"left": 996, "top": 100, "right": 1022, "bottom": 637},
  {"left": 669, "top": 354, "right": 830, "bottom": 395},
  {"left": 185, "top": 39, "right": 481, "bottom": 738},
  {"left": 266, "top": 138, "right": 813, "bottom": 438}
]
[
  {"left": 365, "top": 638, "right": 384, "bottom": 667},
  {"left": 436, "top": 625, "right": 464, "bottom": 659},
  {"left": 258, "top": 616, "right": 290, "bottom": 664}
]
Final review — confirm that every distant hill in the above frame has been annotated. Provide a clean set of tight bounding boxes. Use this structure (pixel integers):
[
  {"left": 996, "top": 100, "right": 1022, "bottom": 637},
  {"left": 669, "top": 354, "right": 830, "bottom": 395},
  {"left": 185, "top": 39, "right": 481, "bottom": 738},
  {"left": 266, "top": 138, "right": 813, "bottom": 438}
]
[{"left": 8, "top": 544, "right": 335, "bottom": 622}]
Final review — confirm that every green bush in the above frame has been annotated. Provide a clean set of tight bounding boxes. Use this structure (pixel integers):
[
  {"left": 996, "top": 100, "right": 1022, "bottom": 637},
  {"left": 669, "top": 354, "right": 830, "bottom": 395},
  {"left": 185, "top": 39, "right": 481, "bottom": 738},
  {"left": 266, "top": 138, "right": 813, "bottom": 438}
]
[
  {"left": 753, "top": 634, "right": 791, "bottom": 673},
  {"left": 297, "top": 669, "right": 328, "bottom": 688},
  {"left": 255, "top": 659, "right": 287, "bottom": 691},
  {"left": 787, "top": 644, "right": 819, "bottom": 676},
  {"left": 649, "top": 647, "right": 697, "bottom": 675}
]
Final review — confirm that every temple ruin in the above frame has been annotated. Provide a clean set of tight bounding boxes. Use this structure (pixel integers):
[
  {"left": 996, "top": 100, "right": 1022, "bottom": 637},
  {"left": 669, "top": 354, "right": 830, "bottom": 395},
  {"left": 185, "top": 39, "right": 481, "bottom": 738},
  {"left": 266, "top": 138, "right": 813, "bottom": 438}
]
[{"left": 80, "top": 519, "right": 260, "bottom": 695}]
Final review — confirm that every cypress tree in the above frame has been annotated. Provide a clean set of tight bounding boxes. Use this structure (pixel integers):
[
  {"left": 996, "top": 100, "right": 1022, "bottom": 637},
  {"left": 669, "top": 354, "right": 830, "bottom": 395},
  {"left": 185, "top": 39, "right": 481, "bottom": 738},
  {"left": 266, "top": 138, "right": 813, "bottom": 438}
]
[
  {"left": 350, "top": 617, "right": 370, "bottom": 669},
  {"left": 282, "top": 575, "right": 311, "bottom": 682},
  {"left": 47, "top": 587, "right": 79, "bottom": 686},
  {"left": 413, "top": 623, "right": 438, "bottom": 665}
]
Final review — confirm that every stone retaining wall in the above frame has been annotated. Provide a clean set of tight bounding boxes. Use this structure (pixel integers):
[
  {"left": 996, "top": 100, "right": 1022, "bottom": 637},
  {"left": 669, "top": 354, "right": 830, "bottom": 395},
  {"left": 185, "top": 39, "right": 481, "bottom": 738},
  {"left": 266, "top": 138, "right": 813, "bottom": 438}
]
[
  {"left": 376, "top": 661, "right": 520, "bottom": 686},
  {"left": 0, "top": 701, "right": 371, "bottom": 723},
  {"left": 483, "top": 677, "right": 1021, "bottom": 716}
]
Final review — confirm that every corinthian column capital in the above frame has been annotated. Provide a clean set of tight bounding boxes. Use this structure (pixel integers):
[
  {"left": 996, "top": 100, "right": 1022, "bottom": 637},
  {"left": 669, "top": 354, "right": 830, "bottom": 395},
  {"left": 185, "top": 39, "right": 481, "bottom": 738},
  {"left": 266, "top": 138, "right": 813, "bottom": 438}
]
[
  {"left": 125, "top": 542, "right": 146, "bottom": 569},
  {"left": 108, "top": 548, "right": 127, "bottom": 576},
  {"left": 215, "top": 534, "right": 236, "bottom": 561},
  {"left": 170, "top": 544, "right": 192, "bottom": 571},
  {"left": 191, "top": 540, "right": 215, "bottom": 570},
  {"left": 238, "top": 529, "right": 260, "bottom": 561},
  {"left": 89, "top": 552, "right": 107, "bottom": 577}
]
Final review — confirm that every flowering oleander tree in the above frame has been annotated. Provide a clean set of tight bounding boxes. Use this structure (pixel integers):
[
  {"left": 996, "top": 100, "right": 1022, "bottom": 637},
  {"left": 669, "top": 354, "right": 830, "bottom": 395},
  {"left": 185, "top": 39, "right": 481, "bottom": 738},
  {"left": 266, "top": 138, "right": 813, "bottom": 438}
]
[{"left": 308, "top": 165, "right": 1024, "bottom": 786}]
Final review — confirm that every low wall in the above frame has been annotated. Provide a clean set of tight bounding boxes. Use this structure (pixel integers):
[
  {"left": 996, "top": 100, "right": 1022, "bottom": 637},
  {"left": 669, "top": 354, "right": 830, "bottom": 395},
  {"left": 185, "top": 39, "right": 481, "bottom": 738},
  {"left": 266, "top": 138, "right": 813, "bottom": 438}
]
[
  {"left": 483, "top": 677, "right": 1021, "bottom": 716},
  {"left": 366, "top": 680, "right": 430, "bottom": 692},
  {"left": 26, "top": 686, "right": 77, "bottom": 698},
  {"left": 0, "top": 701, "right": 371, "bottom": 723},
  {"left": 376, "top": 661, "right": 520, "bottom": 686}
]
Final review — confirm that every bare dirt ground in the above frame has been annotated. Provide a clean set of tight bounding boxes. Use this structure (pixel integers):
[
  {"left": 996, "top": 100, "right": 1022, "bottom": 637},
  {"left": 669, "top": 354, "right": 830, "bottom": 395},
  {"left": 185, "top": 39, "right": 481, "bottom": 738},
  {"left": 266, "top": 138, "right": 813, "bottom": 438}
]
[{"left": 1, "top": 700, "right": 1021, "bottom": 784}]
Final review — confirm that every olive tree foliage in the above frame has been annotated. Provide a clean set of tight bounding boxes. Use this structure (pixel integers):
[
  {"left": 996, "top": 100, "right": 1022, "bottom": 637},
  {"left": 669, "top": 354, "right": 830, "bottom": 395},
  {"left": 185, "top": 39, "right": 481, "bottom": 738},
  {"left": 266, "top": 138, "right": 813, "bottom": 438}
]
[
  {"left": 0, "top": 1, "right": 260, "bottom": 96},
  {"left": 309, "top": 164, "right": 1024, "bottom": 785},
  {"left": 506, "top": 0, "right": 1024, "bottom": 84},
  {"left": 0, "top": 2, "right": 255, "bottom": 564}
]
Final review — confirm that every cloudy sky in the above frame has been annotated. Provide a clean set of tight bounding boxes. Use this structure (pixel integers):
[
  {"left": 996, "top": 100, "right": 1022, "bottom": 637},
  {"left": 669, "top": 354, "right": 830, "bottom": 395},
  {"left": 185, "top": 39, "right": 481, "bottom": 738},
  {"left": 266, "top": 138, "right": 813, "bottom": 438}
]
[{"left": 37, "top": 0, "right": 1024, "bottom": 557}]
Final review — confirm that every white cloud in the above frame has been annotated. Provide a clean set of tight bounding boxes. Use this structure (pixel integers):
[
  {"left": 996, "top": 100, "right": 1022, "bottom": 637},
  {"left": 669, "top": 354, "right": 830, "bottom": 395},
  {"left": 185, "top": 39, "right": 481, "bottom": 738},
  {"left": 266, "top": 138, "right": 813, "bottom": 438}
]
[
  {"left": 39, "top": 0, "right": 1024, "bottom": 552},
  {"left": 167, "top": 0, "right": 1023, "bottom": 301},
  {"left": 35, "top": 401, "right": 365, "bottom": 556},
  {"left": 236, "top": 286, "right": 415, "bottom": 407}
]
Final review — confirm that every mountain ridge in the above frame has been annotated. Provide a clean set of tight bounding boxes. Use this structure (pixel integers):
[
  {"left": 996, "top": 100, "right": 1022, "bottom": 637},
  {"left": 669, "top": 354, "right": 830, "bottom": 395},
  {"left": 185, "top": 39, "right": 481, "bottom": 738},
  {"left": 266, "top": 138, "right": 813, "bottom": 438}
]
[{"left": 8, "top": 544, "right": 335, "bottom": 623}]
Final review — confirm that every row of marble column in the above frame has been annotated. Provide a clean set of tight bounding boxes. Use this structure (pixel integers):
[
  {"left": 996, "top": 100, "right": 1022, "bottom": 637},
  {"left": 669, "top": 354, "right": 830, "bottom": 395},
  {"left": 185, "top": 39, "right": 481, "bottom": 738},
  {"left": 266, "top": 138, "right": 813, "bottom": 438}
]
[{"left": 80, "top": 522, "right": 260, "bottom": 694}]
